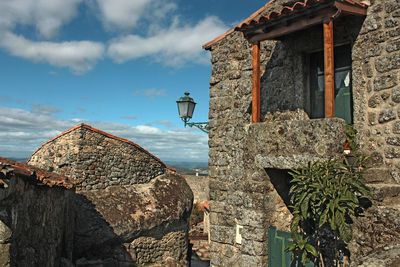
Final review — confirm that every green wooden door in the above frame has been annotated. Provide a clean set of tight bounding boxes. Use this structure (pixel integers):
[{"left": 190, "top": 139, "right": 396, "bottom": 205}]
[{"left": 268, "top": 227, "right": 314, "bottom": 267}]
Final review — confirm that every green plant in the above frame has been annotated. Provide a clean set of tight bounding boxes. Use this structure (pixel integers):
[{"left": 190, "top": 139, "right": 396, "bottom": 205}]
[
  {"left": 345, "top": 124, "right": 359, "bottom": 153},
  {"left": 286, "top": 155, "right": 372, "bottom": 267}
]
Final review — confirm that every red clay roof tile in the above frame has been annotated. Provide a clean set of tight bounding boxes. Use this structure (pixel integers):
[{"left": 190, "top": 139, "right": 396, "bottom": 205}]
[
  {"left": 235, "top": 0, "right": 368, "bottom": 31},
  {"left": 202, "top": 1, "right": 276, "bottom": 50},
  {"left": 0, "top": 156, "right": 75, "bottom": 189},
  {"left": 203, "top": 0, "right": 368, "bottom": 50}
]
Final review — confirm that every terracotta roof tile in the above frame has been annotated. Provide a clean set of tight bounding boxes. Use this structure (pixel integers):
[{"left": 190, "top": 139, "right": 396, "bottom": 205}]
[
  {"left": 203, "top": 1, "right": 276, "bottom": 50},
  {"left": 31, "top": 123, "right": 166, "bottom": 168},
  {"left": 203, "top": 0, "right": 368, "bottom": 50},
  {"left": 0, "top": 156, "right": 75, "bottom": 189},
  {"left": 198, "top": 201, "right": 210, "bottom": 212},
  {"left": 235, "top": 0, "right": 368, "bottom": 31}
]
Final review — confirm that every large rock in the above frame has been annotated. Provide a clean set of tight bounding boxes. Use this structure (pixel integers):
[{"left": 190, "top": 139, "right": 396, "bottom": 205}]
[
  {"left": 28, "top": 124, "right": 193, "bottom": 266},
  {"left": 74, "top": 171, "right": 193, "bottom": 261}
]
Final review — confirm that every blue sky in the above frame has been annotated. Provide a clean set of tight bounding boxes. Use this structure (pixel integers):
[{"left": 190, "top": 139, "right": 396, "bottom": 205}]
[{"left": 0, "top": 0, "right": 268, "bottom": 162}]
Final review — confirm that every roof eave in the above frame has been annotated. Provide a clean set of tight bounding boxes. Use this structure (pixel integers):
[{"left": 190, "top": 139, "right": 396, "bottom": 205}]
[{"left": 239, "top": 0, "right": 368, "bottom": 42}]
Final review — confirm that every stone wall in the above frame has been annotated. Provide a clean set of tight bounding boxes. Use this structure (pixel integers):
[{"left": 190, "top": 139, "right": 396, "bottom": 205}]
[
  {"left": 28, "top": 124, "right": 193, "bottom": 266},
  {"left": 208, "top": 29, "right": 274, "bottom": 266},
  {"left": 0, "top": 157, "right": 75, "bottom": 267},
  {"left": 184, "top": 175, "right": 209, "bottom": 204},
  {"left": 29, "top": 124, "right": 166, "bottom": 190},
  {"left": 206, "top": 0, "right": 400, "bottom": 266},
  {"left": 353, "top": 0, "right": 400, "bottom": 184}
]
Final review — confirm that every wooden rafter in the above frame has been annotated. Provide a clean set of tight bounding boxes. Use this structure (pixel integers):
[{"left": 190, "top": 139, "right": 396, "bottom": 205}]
[
  {"left": 248, "top": 8, "right": 338, "bottom": 42},
  {"left": 323, "top": 20, "right": 335, "bottom": 118},
  {"left": 252, "top": 42, "right": 261, "bottom": 123},
  {"left": 334, "top": 1, "right": 368, "bottom": 16}
]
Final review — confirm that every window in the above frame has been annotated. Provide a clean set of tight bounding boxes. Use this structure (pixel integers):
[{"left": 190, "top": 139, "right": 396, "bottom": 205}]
[{"left": 309, "top": 45, "right": 353, "bottom": 124}]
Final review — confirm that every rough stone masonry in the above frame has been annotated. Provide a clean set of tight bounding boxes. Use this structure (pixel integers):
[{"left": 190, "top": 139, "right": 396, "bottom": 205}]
[
  {"left": 28, "top": 124, "right": 193, "bottom": 266},
  {"left": 0, "top": 157, "right": 75, "bottom": 267},
  {"left": 204, "top": 0, "right": 400, "bottom": 266}
]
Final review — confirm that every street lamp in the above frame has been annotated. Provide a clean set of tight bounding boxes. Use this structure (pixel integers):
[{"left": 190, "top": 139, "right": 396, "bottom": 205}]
[{"left": 176, "top": 92, "right": 209, "bottom": 133}]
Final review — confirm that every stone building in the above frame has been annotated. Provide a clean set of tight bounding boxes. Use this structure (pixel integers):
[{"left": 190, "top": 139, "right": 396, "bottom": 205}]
[
  {"left": 203, "top": 0, "right": 400, "bottom": 266},
  {"left": 0, "top": 156, "right": 75, "bottom": 267},
  {"left": 28, "top": 124, "right": 193, "bottom": 266}
]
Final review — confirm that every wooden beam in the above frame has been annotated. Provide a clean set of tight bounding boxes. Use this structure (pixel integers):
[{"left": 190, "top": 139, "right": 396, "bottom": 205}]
[
  {"left": 334, "top": 1, "right": 367, "bottom": 16},
  {"left": 252, "top": 42, "right": 261, "bottom": 123},
  {"left": 245, "top": 2, "right": 367, "bottom": 43},
  {"left": 323, "top": 20, "right": 335, "bottom": 118},
  {"left": 248, "top": 8, "right": 337, "bottom": 42}
]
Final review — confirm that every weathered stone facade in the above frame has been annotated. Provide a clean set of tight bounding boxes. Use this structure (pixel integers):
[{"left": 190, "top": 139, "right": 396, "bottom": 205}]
[
  {"left": 29, "top": 124, "right": 166, "bottom": 190},
  {"left": 204, "top": 0, "right": 400, "bottom": 266},
  {"left": 0, "top": 157, "right": 75, "bottom": 267},
  {"left": 28, "top": 124, "right": 193, "bottom": 266},
  {"left": 184, "top": 175, "right": 209, "bottom": 204}
]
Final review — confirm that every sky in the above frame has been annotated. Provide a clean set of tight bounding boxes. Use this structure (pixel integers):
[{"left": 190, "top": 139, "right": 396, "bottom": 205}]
[{"left": 0, "top": 0, "right": 268, "bottom": 162}]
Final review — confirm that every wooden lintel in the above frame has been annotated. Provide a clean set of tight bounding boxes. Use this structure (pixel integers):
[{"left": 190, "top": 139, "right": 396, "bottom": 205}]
[
  {"left": 323, "top": 21, "right": 335, "bottom": 118},
  {"left": 334, "top": 1, "right": 367, "bottom": 16},
  {"left": 252, "top": 42, "right": 261, "bottom": 123},
  {"left": 249, "top": 8, "right": 337, "bottom": 42}
]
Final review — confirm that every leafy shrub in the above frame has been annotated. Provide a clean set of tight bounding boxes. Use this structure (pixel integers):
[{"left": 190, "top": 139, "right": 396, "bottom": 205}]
[{"left": 286, "top": 155, "right": 372, "bottom": 266}]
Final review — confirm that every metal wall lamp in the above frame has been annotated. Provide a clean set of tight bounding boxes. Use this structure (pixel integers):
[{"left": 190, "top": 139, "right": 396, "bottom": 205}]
[{"left": 176, "top": 92, "right": 209, "bottom": 134}]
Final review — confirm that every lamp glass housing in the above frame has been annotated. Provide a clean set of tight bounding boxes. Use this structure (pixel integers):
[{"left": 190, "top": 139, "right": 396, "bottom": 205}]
[{"left": 177, "top": 92, "right": 196, "bottom": 119}]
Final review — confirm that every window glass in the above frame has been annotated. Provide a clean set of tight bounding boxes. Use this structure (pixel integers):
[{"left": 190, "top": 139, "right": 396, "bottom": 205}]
[{"left": 309, "top": 45, "right": 352, "bottom": 123}]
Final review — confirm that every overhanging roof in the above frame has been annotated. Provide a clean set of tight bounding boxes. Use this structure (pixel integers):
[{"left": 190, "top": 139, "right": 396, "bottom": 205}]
[
  {"left": 236, "top": 0, "right": 368, "bottom": 43},
  {"left": 202, "top": 0, "right": 369, "bottom": 50}
]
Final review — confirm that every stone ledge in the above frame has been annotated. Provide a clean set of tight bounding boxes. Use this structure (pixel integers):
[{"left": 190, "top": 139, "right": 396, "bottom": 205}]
[{"left": 247, "top": 118, "right": 347, "bottom": 169}]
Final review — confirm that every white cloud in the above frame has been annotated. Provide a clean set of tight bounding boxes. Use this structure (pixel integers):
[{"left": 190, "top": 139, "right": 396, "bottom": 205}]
[
  {"left": 146, "top": 120, "right": 175, "bottom": 128},
  {"left": 0, "top": 0, "right": 229, "bottom": 71},
  {"left": 95, "top": 0, "right": 151, "bottom": 30},
  {"left": 0, "top": 0, "right": 82, "bottom": 38},
  {"left": 0, "top": 32, "right": 105, "bottom": 74},
  {"left": 95, "top": 0, "right": 176, "bottom": 31},
  {"left": 107, "top": 16, "right": 228, "bottom": 66},
  {"left": 0, "top": 106, "right": 208, "bottom": 162},
  {"left": 132, "top": 89, "right": 167, "bottom": 98}
]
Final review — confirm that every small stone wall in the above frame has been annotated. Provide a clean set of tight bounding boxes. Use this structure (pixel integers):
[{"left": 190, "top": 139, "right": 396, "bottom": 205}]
[
  {"left": 128, "top": 229, "right": 188, "bottom": 265},
  {"left": 0, "top": 158, "right": 75, "bottom": 267},
  {"left": 184, "top": 175, "right": 209, "bottom": 204},
  {"left": 29, "top": 124, "right": 166, "bottom": 190},
  {"left": 28, "top": 125, "right": 193, "bottom": 266}
]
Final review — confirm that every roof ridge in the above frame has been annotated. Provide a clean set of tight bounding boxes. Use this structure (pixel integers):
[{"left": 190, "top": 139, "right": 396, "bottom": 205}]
[
  {"left": 30, "top": 124, "right": 166, "bottom": 167},
  {"left": 30, "top": 123, "right": 86, "bottom": 158}
]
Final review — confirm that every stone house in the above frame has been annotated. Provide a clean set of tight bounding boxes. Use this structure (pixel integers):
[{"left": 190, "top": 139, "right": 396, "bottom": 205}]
[
  {"left": 203, "top": 0, "right": 400, "bottom": 266},
  {"left": 0, "top": 156, "right": 75, "bottom": 267},
  {"left": 28, "top": 124, "right": 193, "bottom": 266}
]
